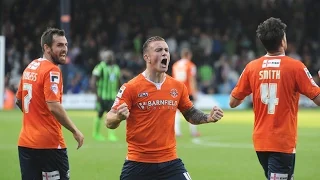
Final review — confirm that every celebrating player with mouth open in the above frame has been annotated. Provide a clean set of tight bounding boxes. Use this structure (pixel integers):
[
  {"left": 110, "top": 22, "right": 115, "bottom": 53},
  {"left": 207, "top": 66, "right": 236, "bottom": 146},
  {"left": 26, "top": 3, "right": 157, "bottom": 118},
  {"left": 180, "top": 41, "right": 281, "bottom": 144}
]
[{"left": 106, "top": 36, "right": 224, "bottom": 180}]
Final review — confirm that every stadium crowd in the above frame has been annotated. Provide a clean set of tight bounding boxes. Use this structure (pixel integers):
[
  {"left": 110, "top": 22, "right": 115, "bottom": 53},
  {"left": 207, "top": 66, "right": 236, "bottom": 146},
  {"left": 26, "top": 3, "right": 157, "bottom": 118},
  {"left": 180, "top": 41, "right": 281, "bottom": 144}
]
[{"left": 2, "top": 0, "right": 320, "bottom": 95}]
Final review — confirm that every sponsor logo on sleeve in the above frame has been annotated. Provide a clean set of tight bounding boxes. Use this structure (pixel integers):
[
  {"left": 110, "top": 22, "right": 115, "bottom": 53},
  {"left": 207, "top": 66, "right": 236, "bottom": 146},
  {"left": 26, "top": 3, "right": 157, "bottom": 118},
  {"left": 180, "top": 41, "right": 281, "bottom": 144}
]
[
  {"left": 112, "top": 97, "right": 120, "bottom": 108},
  {"left": 117, "top": 86, "right": 126, "bottom": 98},
  {"left": 310, "top": 79, "right": 319, "bottom": 87},
  {"left": 50, "top": 71, "right": 60, "bottom": 83},
  {"left": 51, "top": 84, "right": 59, "bottom": 94},
  {"left": 304, "top": 68, "right": 319, "bottom": 87},
  {"left": 304, "top": 68, "right": 313, "bottom": 79}
]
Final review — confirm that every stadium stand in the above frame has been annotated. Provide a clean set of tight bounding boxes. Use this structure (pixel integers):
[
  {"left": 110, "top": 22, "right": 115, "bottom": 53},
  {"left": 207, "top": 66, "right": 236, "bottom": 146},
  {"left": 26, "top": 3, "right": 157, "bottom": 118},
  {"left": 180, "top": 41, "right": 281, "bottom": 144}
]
[{"left": 2, "top": 0, "right": 320, "bottom": 95}]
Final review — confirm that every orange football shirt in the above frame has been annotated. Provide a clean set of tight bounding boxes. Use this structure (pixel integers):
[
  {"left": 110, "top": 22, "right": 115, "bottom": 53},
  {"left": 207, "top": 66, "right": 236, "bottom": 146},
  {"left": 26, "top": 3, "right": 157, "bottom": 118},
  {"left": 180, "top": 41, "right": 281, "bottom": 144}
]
[
  {"left": 231, "top": 55, "right": 320, "bottom": 153},
  {"left": 112, "top": 73, "right": 193, "bottom": 163},
  {"left": 16, "top": 58, "right": 66, "bottom": 149},
  {"left": 172, "top": 59, "right": 197, "bottom": 95}
]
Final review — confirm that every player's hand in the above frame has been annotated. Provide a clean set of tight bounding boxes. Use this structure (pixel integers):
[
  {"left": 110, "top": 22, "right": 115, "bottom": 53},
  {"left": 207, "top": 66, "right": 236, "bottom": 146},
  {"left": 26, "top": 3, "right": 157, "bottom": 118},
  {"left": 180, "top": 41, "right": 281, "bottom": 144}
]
[
  {"left": 73, "top": 129, "right": 84, "bottom": 150},
  {"left": 208, "top": 106, "right": 224, "bottom": 123},
  {"left": 116, "top": 103, "right": 130, "bottom": 120}
]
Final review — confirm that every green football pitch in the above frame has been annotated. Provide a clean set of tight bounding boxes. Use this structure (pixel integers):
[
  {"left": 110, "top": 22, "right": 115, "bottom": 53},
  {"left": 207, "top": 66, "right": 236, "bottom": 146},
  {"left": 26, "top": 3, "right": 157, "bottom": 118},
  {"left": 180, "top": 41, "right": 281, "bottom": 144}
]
[{"left": 0, "top": 109, "right": 319, "bottom": 179}]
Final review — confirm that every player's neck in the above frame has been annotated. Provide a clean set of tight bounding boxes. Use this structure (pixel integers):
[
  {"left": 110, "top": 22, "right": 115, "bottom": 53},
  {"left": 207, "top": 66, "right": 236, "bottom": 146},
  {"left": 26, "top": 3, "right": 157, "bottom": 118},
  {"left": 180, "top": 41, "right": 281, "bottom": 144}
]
[
  {"left": 266, "top": 50, "right": 285, "bottom": 56},
  {"left": 142, "top": 70, "right": 166, "bottom": 83},
  {"left": 42, "top": 55, "right": 55, "bottom": 65}
]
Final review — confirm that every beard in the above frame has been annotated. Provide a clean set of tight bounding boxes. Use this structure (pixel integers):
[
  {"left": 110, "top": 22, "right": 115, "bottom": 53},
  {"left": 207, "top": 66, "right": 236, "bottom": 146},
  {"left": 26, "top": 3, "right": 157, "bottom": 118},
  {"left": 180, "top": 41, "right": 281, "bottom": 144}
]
[
  {"left": 52, "top": 54, "right": 61, "bottom": 65},
  {"left": 49, "top": 49, "right": 65, "bottom": 65}
]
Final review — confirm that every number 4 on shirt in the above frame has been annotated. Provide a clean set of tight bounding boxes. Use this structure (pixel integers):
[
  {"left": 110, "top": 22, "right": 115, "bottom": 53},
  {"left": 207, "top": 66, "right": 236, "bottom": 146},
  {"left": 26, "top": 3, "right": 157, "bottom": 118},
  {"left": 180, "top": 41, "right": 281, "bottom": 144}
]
[{"left": 260, "top": 83, "right": 279, "bottom": 114}]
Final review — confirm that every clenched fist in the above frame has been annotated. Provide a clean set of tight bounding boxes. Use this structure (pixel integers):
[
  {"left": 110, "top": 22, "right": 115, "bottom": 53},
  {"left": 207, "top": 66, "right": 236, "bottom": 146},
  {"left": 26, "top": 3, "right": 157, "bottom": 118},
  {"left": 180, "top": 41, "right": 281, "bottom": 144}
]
[
  {"left": 117, "top": 103, "right": 130, "bottom": 120},
  {"left": 208, "top": 106, "right": 224, "bottom": 123}
]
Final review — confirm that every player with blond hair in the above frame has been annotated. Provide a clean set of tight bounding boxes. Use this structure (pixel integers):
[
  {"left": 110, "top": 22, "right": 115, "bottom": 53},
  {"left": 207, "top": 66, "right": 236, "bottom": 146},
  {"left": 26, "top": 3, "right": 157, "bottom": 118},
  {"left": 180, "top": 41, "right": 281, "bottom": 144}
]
[{"left": 106, "top": 36, "right": 224, "bottom": 180}]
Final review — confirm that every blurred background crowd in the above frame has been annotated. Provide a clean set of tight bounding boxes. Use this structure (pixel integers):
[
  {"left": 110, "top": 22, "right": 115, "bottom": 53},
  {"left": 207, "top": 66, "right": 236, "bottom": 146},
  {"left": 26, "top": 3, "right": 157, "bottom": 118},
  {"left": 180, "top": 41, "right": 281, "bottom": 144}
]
[{"left": 2, "top": 0, "right": 320, "bottom": 95}]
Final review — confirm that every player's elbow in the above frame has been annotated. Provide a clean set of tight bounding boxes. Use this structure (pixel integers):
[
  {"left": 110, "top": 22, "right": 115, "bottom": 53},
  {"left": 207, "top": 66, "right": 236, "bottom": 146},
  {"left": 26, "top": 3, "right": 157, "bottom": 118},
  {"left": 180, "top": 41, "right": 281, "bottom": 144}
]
[
  {"left": 314, "top": 100, "right": 320, "bottom": 106},
  {"left": 312, "top": 94, "right": 320, "bottom": 106},
  {"left": 229, "top": 96, "right": 243, "bottom": 108},
  {"left": 229, "top": 101, "right": 237, "bottom": 108},
  {"left": 313, "top": 97, "right": 320, "bottom": 106}
]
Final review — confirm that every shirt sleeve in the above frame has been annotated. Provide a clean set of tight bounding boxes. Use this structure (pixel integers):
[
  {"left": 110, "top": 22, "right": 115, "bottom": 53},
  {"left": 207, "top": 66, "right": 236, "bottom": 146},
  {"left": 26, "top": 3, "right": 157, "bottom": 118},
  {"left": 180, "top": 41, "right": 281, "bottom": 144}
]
[
  {"left": 295, "top": 63, "right": 320, "bottom": 99},
  {"left": 231, "top": 64, "right": 252, "bottom": 100},
  {"left": 190, "top": 63, "right": 197, "bottom": 77},
  {"left": 111, "top": 83, "right": 133, "bottom": 110},
  {"left": 43, "top": 66, "right": 62, "bottom": 102},
  {"left": 178, "top": 83, "right": 193, "bottom": 111},
  {"left": 92, "top": 65, "right": 101, "bottom": 76}
]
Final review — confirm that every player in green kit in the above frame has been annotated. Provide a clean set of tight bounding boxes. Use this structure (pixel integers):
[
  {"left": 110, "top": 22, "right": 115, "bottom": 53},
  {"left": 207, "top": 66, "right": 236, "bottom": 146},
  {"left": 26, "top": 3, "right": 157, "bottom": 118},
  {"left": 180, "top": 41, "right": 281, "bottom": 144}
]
[{"left": 91, "top": 49, "right": 121, "bottom": 142}]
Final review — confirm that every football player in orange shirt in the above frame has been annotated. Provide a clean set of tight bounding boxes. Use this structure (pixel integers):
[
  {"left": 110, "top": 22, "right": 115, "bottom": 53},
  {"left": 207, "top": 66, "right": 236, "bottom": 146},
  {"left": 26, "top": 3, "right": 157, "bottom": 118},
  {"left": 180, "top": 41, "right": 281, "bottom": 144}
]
[
  {"left": 172, "top": 48, "right": 200, "bottom": 137},
  {"left": 16, "top": 28, "right": 84, "bottom": 180},
  {"left": 230, "top": 17, "right": 320, "bottom": 180},
  {"left": 106, "top": 36, "right": 224, "bottom": 180}
]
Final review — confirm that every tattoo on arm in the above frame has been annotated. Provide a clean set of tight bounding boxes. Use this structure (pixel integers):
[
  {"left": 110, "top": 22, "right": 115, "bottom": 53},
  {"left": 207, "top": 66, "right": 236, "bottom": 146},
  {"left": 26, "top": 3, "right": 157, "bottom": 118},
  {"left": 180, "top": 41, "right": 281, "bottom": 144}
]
[{"left": 182, "top": 107, "right": 209, "bottom": 125}]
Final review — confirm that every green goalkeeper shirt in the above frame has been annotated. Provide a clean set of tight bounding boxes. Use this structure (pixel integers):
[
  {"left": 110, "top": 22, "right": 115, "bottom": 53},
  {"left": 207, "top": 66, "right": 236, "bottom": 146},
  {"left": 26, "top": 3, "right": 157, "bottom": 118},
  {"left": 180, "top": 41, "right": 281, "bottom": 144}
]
[{"left": 92, "top": 61, "right": 120, "bottom": 100}]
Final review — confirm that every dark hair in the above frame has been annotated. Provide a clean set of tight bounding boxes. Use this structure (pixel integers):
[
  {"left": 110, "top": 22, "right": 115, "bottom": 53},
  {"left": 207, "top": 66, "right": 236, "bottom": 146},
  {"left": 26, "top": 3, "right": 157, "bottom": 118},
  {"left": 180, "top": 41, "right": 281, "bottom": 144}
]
[
  {"left": 256, "top": 17, "right": 287, "bottom": 52},
  {"left": 142, "top": 36, "right": 165, "bottom": 55},
  {"left": 41, "top": 27, "right": 65, "bottom": 52}
]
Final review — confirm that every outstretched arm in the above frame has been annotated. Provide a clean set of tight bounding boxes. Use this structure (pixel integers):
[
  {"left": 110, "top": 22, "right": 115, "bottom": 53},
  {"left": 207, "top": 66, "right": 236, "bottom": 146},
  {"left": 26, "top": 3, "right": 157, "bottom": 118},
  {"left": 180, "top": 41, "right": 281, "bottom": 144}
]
[{"left": 181, "top": 106, "right": 223, "bottom": 125}]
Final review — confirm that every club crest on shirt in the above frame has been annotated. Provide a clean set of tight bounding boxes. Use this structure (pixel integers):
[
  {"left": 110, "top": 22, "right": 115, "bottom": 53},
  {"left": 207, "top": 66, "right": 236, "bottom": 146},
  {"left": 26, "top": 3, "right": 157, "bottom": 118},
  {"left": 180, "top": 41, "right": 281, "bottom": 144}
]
[
  {"left": 51, "top": 84, "right": 59, "bottom": 95},
  {"left": 50, "top": 71, "right": 60, "bottom": 83},
  {"left": 170, "top": 89, "right": 178, "bottom": 98}
]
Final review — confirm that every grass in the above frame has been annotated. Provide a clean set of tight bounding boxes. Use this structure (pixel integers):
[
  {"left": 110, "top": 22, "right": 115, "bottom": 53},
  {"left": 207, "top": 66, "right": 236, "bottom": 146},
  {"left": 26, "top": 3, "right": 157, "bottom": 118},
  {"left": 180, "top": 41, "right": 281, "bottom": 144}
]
[{"left": 0, "top": 109, "right": 319, "bottom": 179}]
